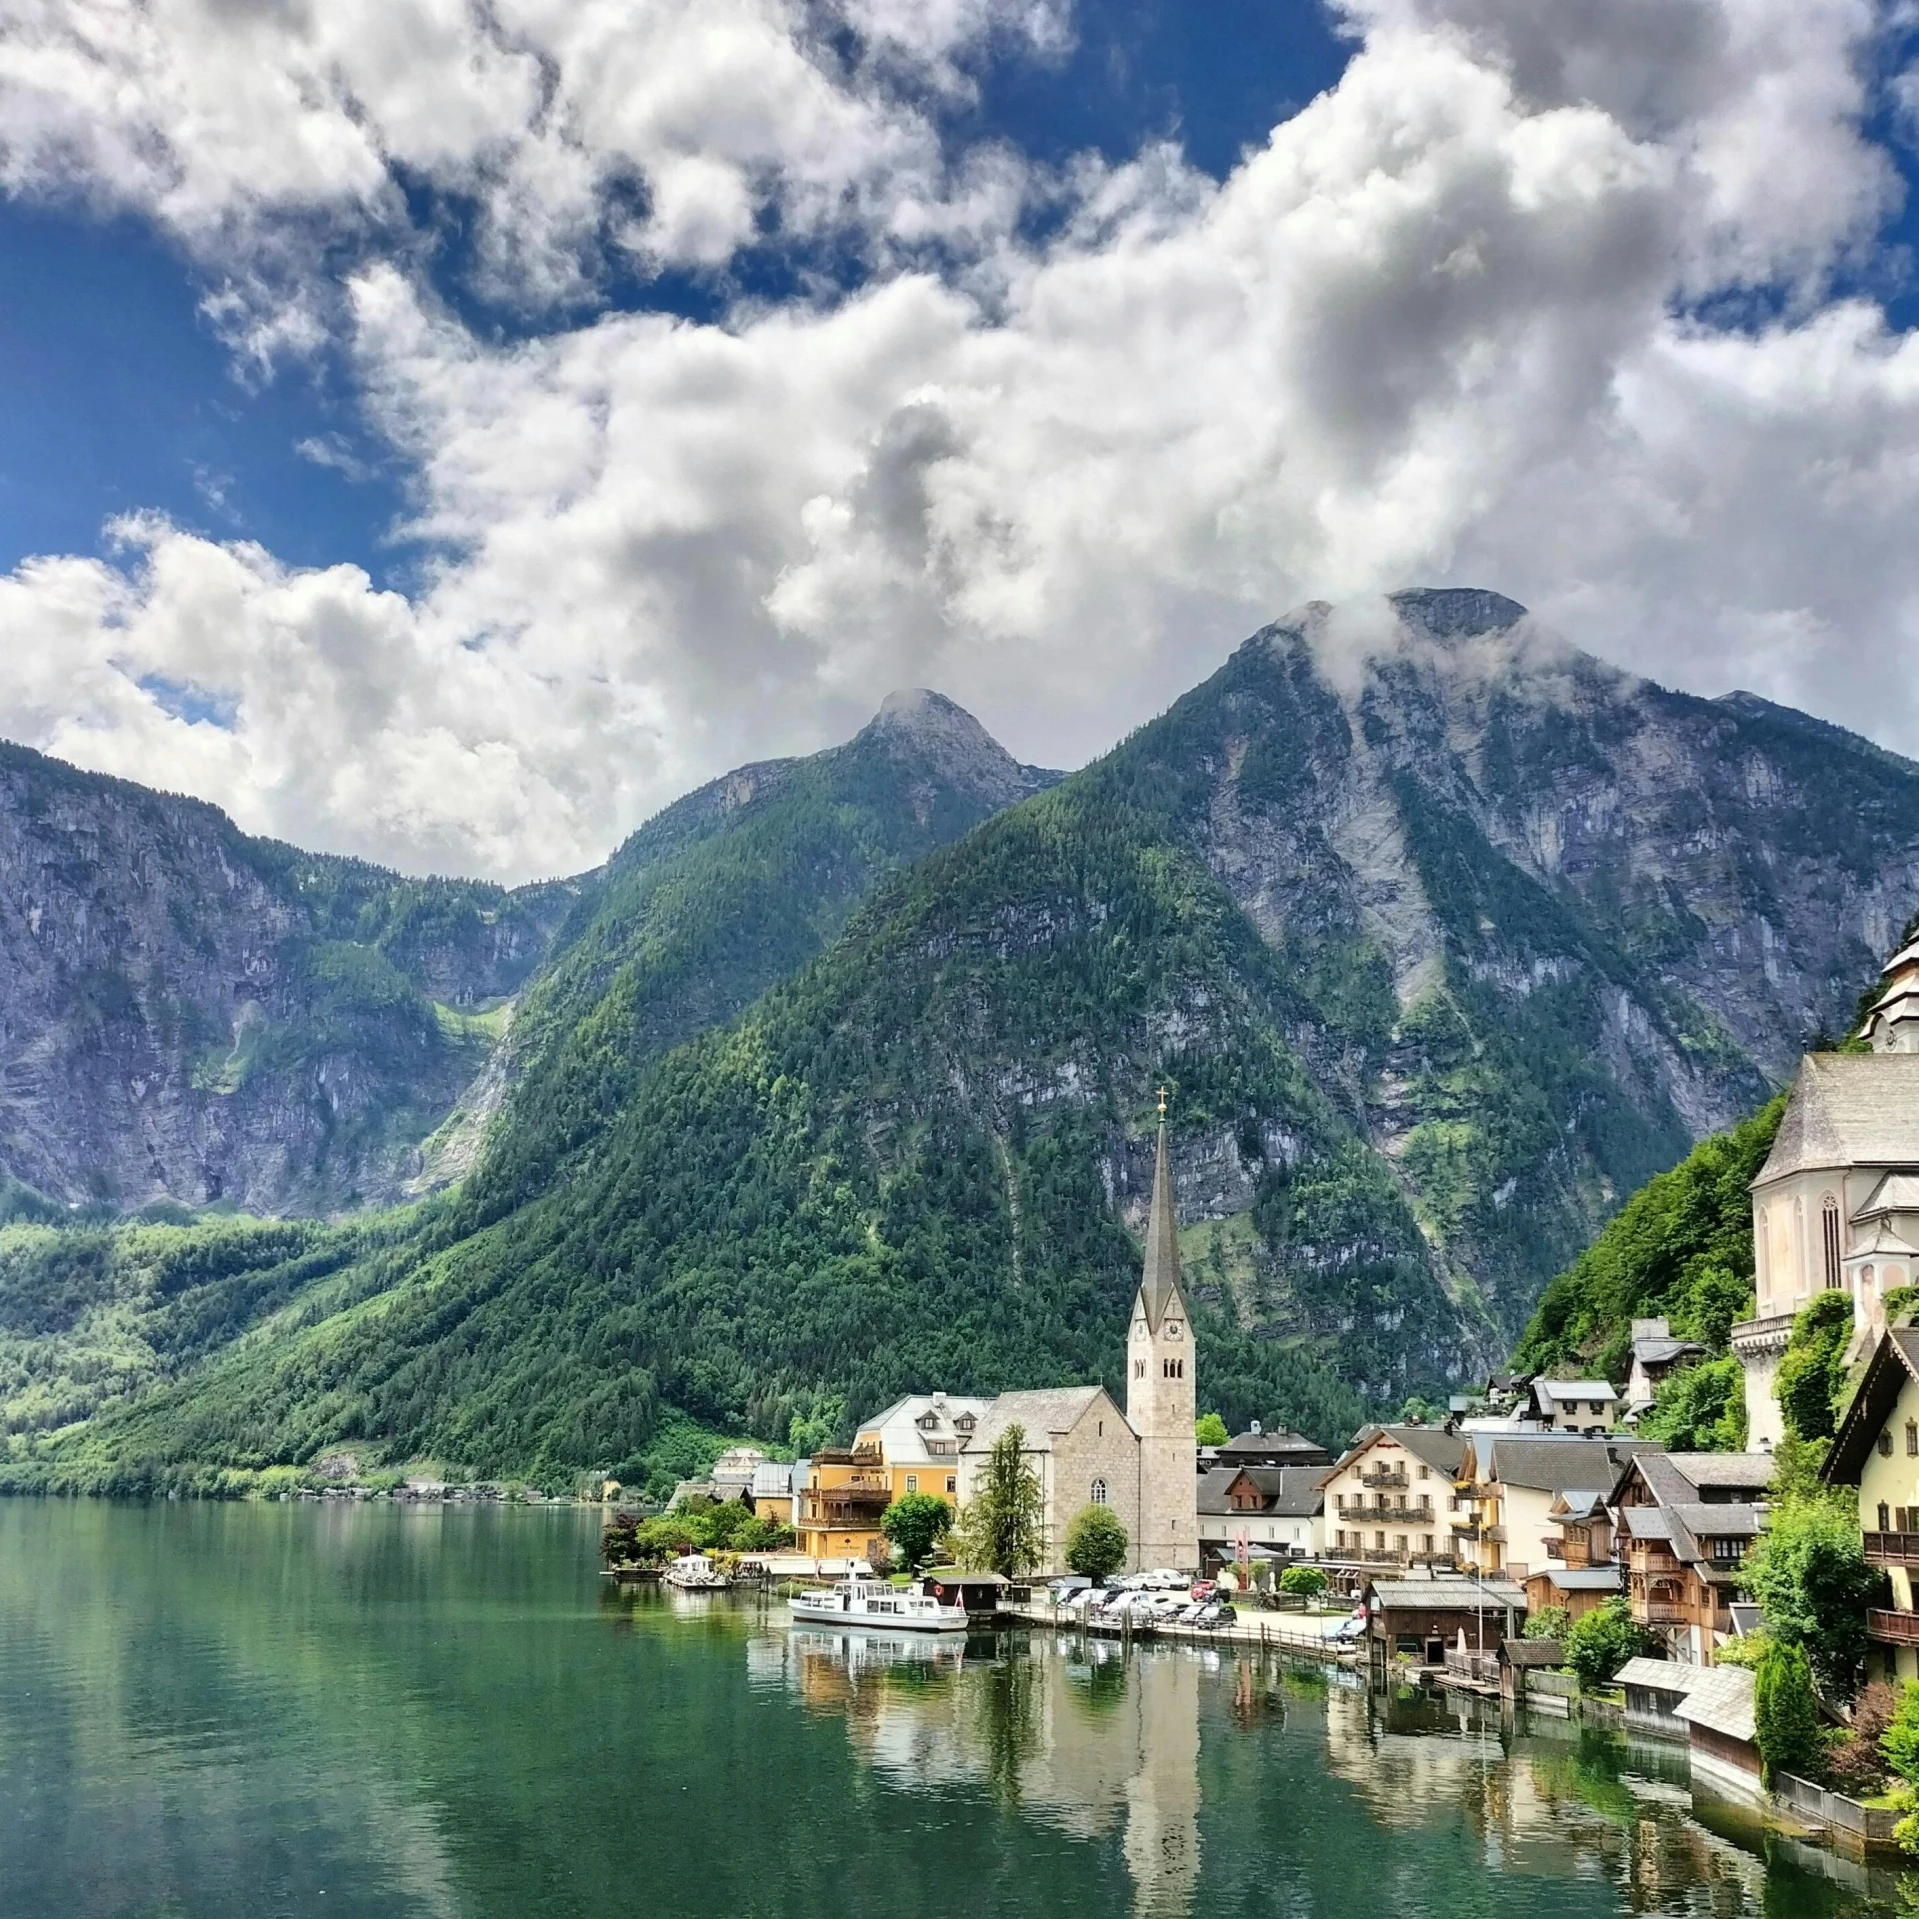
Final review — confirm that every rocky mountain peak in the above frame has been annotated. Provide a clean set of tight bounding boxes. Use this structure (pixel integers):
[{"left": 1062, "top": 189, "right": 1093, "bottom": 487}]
[{"left": 859, "top": 687, "right": 1053, "bottom": 808}]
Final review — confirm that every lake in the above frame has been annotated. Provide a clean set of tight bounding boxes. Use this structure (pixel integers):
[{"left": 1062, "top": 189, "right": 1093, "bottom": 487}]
[{"left": 0, "top": 1499, "right": 1906, "bottom": 1918}]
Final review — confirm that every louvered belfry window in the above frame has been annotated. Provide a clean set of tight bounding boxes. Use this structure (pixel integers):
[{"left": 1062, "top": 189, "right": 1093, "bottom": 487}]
[{"left": 1823, "top": 1195, "right": 1843, "bottom": 1288}]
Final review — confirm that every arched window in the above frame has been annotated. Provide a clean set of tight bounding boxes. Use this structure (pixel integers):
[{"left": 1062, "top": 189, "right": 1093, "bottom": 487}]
[
  {"left": 1822, "top": 1195, "right": 1843, "bottom": 1288},
  {"left": 1090, "top": 1478, "right": 1108, "bottom": 1505}
]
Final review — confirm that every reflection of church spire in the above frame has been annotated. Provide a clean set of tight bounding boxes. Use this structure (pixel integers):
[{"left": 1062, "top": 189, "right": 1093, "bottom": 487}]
[{"left": 1140, "top": 1091, "right": 1184, "bottom": 1330}]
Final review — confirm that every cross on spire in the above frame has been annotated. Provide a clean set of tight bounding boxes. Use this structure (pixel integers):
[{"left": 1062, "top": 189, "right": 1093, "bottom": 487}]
[{"left": 1156, "top": 1084, "right": 1168, "bottom": 1119}]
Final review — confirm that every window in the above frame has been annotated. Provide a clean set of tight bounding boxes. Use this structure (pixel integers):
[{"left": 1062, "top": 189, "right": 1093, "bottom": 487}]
[
  {"left": 1823, "top": 1194, "right": 1843, "bottom": 1288},
  {"left": 1375, "top": 1531, "right": 1386, "bottom": 1550},
  {"left": 1880, "top": 1502, "right": 1893, "bottom": 1531},
  {"left": 945, "top": 1476, "right": 956, "bottom": 1495},
  {"left": 1091, "top": 1478, "right": 1108, "bottom": 1505},
  {"left": 1907, "top": 1419, "right": 1917, "bottom": 1458},
  {"left": 1134, "top": 1359, "right": 1146, "bottom": 1379},
  {"left": 1423, "top": 1535, "right": 1434, "bottom": 1555},
  {"left": 1881, "top": 1432, "right": 1895, "bottom": 1458},
  {"left": 1163, "top": 1358, "right": 1184, "bottom": 1379},
  {"left": 905, "top": 1475, "right": 918, "bottom": 1494},
  {"left": 1417, "top": 1465, "right": 1429, "bottom": 1481}
]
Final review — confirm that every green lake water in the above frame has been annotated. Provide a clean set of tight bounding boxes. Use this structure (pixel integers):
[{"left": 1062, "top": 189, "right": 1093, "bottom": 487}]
[{"left": 0, "top": 1499, "right": 1907, "bottom": 1918}]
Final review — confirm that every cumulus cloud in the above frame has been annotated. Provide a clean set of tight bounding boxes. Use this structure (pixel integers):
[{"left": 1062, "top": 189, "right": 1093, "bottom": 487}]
[{"left": 2, "top": 0, "right": 1918, "bottom": 882}]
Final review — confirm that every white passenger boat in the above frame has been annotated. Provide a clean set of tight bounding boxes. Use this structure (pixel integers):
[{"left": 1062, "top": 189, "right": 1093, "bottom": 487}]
[
  {"left": 663, "top": 1553, "right": 732, "bottom": 1590},
  {"left": 787, "top": 1574, "right": 969, "bottom": 1633}
]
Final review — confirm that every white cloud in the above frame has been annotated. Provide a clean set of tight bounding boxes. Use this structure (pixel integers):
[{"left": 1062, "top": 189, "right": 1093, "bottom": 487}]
[{"left": 2, "top": 0, "right": 1919, "bottom": 883}]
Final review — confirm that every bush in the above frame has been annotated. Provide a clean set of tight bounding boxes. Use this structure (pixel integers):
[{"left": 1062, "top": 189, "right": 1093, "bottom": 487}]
[
  {"left": 1524, "top": 1605, "right": 1571, "bottom": 1642},
  {"left": 880, "top": 1492, "right": 954, "bottom": 1574},
  {"left": 1741, "top": 1492, "right": 1881, "bottom": 1697},
  {"left": 1065, "top": 1503, "right": 1130, "bottom": 1580},
  {"left": 1279, "top": 1564, "right": 1328, "bottom": 1600},
  {"left": 1755, "top": 1639, "right": 1824, "bottom": 1785},
  {"left": 1825, "top": 1682, "right": 1898, "bottom": 1797},
  {"left": 1639, "top": 1356, "right": 1746, "bottom": 1451},
  {"left": 1565, "top": 1598, "right": 1656, "bottom": 1690},
  {"left": 1775, "top": 1291, "right": 1855, "bottom": 1442}
]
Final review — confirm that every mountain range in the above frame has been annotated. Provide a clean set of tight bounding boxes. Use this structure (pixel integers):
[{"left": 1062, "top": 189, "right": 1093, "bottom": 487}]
[{"left": 5, "top": 587, "right": 1918, "bottom": 1489}]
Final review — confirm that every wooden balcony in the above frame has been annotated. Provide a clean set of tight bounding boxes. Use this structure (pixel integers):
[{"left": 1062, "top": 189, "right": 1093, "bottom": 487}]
[
  {"left": 1865, "top": 1532, "right": 1919, "bottom": 1567},
  {"left": 1361, "top": 1468, "right": 1410, "bottom": 1490},
  {"left": 1638, "top": 1602, "right": 1692, "bottom": 1625},
  {"left": 1869, "top": 1609, "right": 1919, "bottom": 1646}
]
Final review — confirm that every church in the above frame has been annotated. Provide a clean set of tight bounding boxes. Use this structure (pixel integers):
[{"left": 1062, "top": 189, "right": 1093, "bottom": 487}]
[
  {"left": 951, "top": 1105, "right": 1202, "bottom": 1574},
  {"left": 1736, "top": 936, "right": 1919, "bottom": 1448},
  {"left": 798, "top": 1105, "right": 1201, "bottom": 1573}
]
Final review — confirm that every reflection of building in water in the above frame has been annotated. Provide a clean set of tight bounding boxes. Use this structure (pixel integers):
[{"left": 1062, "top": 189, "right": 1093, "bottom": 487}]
[
  {"left": 1322, "top": 1677, "right": 1776, "bottom": 1911},
  {"left": 766, "top": 1631, "right": 1199, "bottom": 1918}
]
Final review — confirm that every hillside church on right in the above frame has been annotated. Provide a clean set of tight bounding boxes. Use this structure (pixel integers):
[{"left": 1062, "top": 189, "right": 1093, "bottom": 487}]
[{"left": 1735, "top": 936, "right": 1919, "bottom": 1447}]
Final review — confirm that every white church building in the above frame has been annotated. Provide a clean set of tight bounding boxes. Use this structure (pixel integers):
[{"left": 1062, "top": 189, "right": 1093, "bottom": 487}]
[{"left": 1736, "top": 937, "right": 1919, "bottom": 1449}]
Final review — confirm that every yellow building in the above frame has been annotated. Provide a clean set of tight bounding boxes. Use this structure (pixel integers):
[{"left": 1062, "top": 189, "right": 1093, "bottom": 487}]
[
  {"left": 1826, "top": 1323, "right": 1919, "bottom": 1681},
  {"left": 794, "top": 1393, "right": 988, "bottom": 1565}
]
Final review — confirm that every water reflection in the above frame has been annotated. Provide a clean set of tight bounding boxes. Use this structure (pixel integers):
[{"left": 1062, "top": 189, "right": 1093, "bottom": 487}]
[{"left": 758, "top": 1629, "right": 1202, "bottom": 1918}]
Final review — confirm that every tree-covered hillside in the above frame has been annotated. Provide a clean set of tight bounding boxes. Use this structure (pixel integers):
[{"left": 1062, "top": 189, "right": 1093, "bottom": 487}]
[
  {"left": 1513, "top": 1095, "right": 1784, "bottom": 1378},
  {"left": 468, "top": 689, "right": 1056, "bottom": 1217},
  {"left": 10, "top": 589, "right": 1919, "bottom": 1492}
]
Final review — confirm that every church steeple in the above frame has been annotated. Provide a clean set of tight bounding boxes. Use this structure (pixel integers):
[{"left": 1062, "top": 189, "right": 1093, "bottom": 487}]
[
  {"left": 1140, "top": 1090, "right": 1185, "bottom": 1329},
  {"left": 1128, "top": 1086, "right": 1198, "bottom": 1571}
]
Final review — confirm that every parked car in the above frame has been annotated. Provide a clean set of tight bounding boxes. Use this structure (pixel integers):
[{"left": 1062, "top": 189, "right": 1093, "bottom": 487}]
[
  {"left": 1193, "top": 1602, "right": 1235, "bottom": 1628},
  {"left": 1332, "top": 1612, "right": 1368, "bottom": 1642},
  {"left": 1048, "top": 1576, "right": 1092, "bottom": 1601},
  {"left": 1188, "top": 1580, "right": 1217, "bottom": 1602},
  {"left": 1175, "top": 1600, "right": 1208, "bottom": 1625}
]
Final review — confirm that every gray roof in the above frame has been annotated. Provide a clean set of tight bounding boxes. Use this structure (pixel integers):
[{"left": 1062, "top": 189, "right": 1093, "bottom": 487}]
[
  {"left": 1335, "top": 1424, "right": 1466, "bottom": 1477},
  {"left": 1856, "top": 1170, "right": 1919, "bottom": 1220},
  {"left": 1501, "top": 1639, "right": 1564, "bottom": 1667},
  {"left": 1138, "top": 1119, "right": 1188, "bottom": 1330},
  {"left": 1756, "top": 1053, "right": 1919, "bottom": 1183},
  {"left": 1470, "top": 1436, "right": 1653, "bottom": 1493},
  {"left": 1367, "top": 1578, "right": 1526, "bottom": 1612},
  {"left": 1532, "top": 1565, "right": 1623, "bottom": 1592},
  {"left": 1632, "top": 1335, "right": 1705, "bottom": 1367},
  {"left": 1550, "top": 1489, "right": 1608, "bottom": 1520},
  {"left": 1851, "top": 1217, "right": 1919, "bottom": 1260},
  {"left": 1219, "top": 1427, "right": 1329, "bottom": 1461},
  {"left": 969, "top": 1387, "right": 1112, "bottom": 1452},
  {"left": 1533, "top": 1380, "right": 1618, "bottom": 1402},
  {"left": 1614, "top": 1657, "right": 1701, "bottom": 1695},
  {"left": 1198, "top": 1464, "right": 1325, "bottom": 1518},
  {"left": 1618, "top": 1506, "right": 1671, "bottom": 1540},
  {"left": 1671, "top": 1666, "right": 1756, "bottom": 1743},
  {"left": 1631, "top": 1452, "right": 1775, "bottom": 1501},
  {"left": 750, "top": 1462, "right": 794, "bottom": 1497}
]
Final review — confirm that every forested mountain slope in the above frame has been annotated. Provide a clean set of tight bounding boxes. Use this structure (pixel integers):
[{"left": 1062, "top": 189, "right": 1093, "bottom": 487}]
[
  {"left": 467, "top": 688, "right": 1058, "bottom": 1217},
  {"left": 18, "top": 588, "right": 1919, "bottom": 1490}
]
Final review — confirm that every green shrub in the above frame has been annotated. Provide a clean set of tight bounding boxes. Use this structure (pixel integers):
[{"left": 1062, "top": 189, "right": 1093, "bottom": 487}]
[
  {"left": 1065, "top": 1503, "right": 1130, "bottom": 1580},
  {"left": 1565, "top": 1598, "right": 1656, "bottom": 1690},
  {"left": 881, "top": 1492, "right": 954, "bottom": 1573},
  {"left": 1279, "top": 1564, "right": 1328, "bottom": 1599},
  {"left": 1755, "top": 1639, "right": 1824, "bottom": 1785},
  {"left": 1524, "top": 1605, "right": 1571, "bottom": 1642}
]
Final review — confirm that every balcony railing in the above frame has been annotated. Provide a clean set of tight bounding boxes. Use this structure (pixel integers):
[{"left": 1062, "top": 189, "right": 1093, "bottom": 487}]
[
  {"left": 1866, "top": 1533, "right": 1919, "bottom": 1567},
  {"left": 1361, "top": 1469, "right": 1410, "bottom": 1490},
  {"left": 1638, "top": 1602, "right": 1692, "bottom": 1625},
  {"left": 1869, "top": 1609, "right": 1919, "bottom": 1646},
  {"left": 1348, "top": 1504, "right": 1435, "bottom": 1526}
]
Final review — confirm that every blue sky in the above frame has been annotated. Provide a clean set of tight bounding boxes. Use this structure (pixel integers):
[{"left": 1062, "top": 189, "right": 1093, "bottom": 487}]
[
  {"left": 3, "top": 0, "right": 1919, "bottom": 881},
  {"left": 0, "top": 2, "right": 1355, "bottom": 591}
]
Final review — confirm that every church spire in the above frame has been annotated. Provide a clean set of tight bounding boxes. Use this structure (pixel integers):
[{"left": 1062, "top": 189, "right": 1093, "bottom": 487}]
[{"left": 1140, "top": 1089, "right": 1184, "bottom": 1328}]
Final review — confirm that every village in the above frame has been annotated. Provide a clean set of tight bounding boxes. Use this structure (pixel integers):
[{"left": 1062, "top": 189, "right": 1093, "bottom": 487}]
[{"left": 601, "top": 935, "right": 1919, "bottom": 1858}]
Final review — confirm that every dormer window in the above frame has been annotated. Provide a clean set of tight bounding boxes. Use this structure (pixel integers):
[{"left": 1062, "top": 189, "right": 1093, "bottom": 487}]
[{"left": 952, "top": 1414, "right": 975, "bottom": 1433}]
